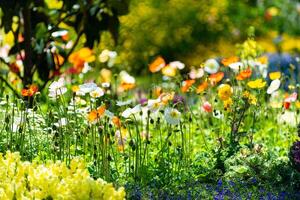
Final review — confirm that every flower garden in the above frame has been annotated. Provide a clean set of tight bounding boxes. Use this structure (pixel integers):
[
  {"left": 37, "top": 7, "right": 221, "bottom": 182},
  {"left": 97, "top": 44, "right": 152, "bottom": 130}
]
[{"left": 1, "top": 0, "right": 300, "bottom": 199}]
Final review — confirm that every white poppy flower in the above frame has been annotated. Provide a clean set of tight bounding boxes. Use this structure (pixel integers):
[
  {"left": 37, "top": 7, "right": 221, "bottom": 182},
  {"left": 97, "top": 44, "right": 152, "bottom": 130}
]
[
  {"left": 49, "top": 78, "right": 67, "bottom": 98},
  {"left": 169, "top": 61, "right": 185, "bottom": 70},
  {"left": 120, "top": 71, "right": 135, "bottom": 84},
  {"left": 147, "top": 99, "right": 162, "bottom": 112},
  {"left": 204, "top": 59, "right": 220, "bottom": 74},
  {"left": 267, "top": 79, "right": 281, "bottom": 94},
  {"left": 121, "top": 104, "right": 142, "bottom": 118},
  {"left": 49, "top": 77, "right": 65, "bottom": 91},
  {"left": 90, "top": 87, "right": 104, "bottom": 98},
  {"left": 77, "top": 82, "right": 98, "bottom": 94},
  {"left": 228, "top": 62, "right": 244, "bottom": 72},
  {"left": 189, "top": 67, "right": 204, "bottom": 79},
  {"left": 164, "top": 107, "right": 181, "bottom": 125}
]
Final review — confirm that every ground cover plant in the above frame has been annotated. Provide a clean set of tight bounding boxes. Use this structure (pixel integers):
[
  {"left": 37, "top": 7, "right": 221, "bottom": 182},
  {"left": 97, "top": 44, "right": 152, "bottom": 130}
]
[{"left": 1, "top": 0, "right": 300, "bottom": 199}]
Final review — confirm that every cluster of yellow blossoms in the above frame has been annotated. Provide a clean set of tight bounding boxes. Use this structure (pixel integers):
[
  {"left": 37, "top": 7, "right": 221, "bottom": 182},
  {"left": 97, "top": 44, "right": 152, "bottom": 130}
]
[{"left": 0, "top": 152, "right": 125, "bottom": 200}]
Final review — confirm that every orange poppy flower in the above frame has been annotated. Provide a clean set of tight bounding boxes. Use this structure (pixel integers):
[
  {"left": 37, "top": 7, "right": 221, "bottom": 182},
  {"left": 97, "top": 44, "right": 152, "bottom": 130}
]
[
  {"left": 181, "top": 80, "right": 195, "bottom": 93},
  {"left": 97, "top": 105, "right": 106, "bottom": 117},
  {"left": 88, "top": 110, "right": 98, "bottom": 122},
  {"left": 221, "top": 56, "right": 239, "bottom": 66},
  {"left": 68, "top": 47, "right": 95, "bottom": 73},
  {"left": 21, "top": 84, "right": 39, "bottom": 97},
  {"left": 149, "top": 56, "right": 166, "bottom": 73},
  {"left": 61, "top": 33, "right": 69, "bottom": 41},
  {"left": 153, "top": 87, "right": 163, "bottom": 98},
  {"left": 209, "top": 72, "right": 224, "bottom": 85},
  {"left": 112, "top": 116, "right": 121, "bottom": 128},
  {"left": 87, "top": 105, "right": 106, "bottom": 123},
  {"left": 160, "top": 92, "right": 175, "bottom": 104},
  {"left": 196, "top": 81, "right": 209, "bottom": 94},
  {"left": 120, "top": 83, "right": 136, "bottom": 91},
  {"left": 236, "top": 68, "right": 252, "bottom": 81}
]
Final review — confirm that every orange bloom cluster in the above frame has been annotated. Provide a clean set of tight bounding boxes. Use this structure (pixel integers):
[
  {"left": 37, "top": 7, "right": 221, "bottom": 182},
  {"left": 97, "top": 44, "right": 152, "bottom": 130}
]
[
  {"left": 87, "top": 105, "right": 106, "bottom": 123},
  {"left": 236, "top": 68, "right": 252, "bottom": 81},
  {"left": 221, "top": 56, "right": 239, "bottom": 66},
  {"left": 21, "top": 84, "right": 39, "bottom": 97},
  {"left": 181, "top": 80, "right": 195, "bottom": 93}
]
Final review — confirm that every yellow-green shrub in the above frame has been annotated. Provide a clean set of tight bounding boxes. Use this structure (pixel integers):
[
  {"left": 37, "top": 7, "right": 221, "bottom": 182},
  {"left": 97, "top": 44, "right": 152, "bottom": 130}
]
[{"left": 0, "top": 152, "right": 125, "bottom": 200}]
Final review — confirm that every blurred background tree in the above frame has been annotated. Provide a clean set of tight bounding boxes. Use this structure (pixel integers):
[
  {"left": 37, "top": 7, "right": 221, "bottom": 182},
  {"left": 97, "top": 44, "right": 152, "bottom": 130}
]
[
  {"left": 99, "top": 0, "right": 300, "bottom": 74},
  {"left": 0, "top": 0, "right": 129, "bottom": 95}
]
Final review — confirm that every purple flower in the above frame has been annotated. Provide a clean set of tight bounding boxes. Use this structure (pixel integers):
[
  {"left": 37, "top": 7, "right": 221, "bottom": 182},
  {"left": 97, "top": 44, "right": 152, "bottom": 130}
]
[
  {"left": 172, "top": 95, "right": 185, "bottom": 105},
  {"left": 139, "top": 98, "right": 148, "bottom": 105}
]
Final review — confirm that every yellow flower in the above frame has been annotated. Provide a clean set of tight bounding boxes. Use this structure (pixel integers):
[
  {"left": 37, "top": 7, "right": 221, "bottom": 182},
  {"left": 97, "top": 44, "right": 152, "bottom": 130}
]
[
  {"left": 162, "top": 65, "right": 177, "bottom": 77},
  {"left": 296, "top": 101, "right": 300, "bottom": 109},
  {"left": 269, "top": 72, "right": 281, "bottom": 80},
  {"left": 71, "top": 85, "right": 79, "bottom": 93},
  {"left": 243, "top": 91, "right": 257, "bottom": 105},
  {"left": 223, "top": 98, "right": 233, "bottom": 110},
  {"left": 247, "top": 79, "right": 266, "bottom": 89},
  {"left": 218, "top": 84, "right": 233, "bottom": 101}
]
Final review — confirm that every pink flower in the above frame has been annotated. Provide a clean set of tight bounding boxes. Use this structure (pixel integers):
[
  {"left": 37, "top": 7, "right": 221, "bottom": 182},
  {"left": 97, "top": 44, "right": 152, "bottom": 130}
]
[
  {"left": 202, "top": 101, "right": 212, "bottom": 113},
  {"left": 285, "top": 92, "right": 298, "bottom": 103}
]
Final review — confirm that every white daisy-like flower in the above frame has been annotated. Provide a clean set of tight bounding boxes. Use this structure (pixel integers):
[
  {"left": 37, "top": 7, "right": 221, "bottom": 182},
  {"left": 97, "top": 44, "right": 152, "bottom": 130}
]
[
  {"left": 121, "top": 104, "right": 142, "bottom": 118},
  {"left": 147, "top": 99, "right": 163, "bottom": 112},
  {"left": 204, "top": 59, "right": 220, "bottom": 74},
  {"left": 164, "top": 107, "right": 181, "bottom": 125},
  {"left": 90, "top": 87, "right": 104, "bottom": 98},
  {"left": 169, "top": 61, "right": 185, "bottom": 70},
  {"left": 267, "top": 79, "right": 281, "bottom": 94}
]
